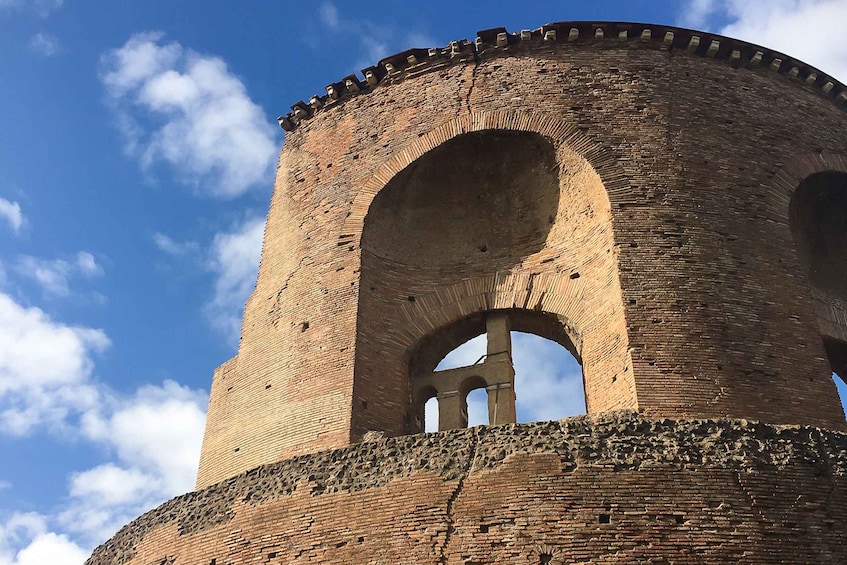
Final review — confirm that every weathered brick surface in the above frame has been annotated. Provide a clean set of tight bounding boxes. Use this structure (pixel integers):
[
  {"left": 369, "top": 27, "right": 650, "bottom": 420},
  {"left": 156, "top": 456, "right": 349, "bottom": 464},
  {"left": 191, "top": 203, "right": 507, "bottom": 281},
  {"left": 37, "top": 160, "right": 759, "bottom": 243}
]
[
  {"left": 196, "top": 24, "right": 847, "bottom": 488},
  {"left": 99, "top": 21, "right": 847, "bottom": 565},
  {"left": 88, "top": 413, "right": 847, "bottom": 564}
]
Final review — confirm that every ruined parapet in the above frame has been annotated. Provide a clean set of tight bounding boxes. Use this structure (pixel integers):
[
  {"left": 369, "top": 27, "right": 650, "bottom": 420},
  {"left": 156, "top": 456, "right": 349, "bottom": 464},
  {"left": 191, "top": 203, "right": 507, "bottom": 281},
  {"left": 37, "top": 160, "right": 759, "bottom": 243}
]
[
  {"left": 279, "top": 22, "right": 847, "bottom": 132},
  {"left": 88, "top": 414, "right": 847, "bottom": 564}
]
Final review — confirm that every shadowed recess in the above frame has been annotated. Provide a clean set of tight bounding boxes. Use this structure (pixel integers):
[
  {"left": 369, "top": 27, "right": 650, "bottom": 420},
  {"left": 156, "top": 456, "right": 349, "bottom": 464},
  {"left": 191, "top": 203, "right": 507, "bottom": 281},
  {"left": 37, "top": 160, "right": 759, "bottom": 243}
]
[
  {"left": 790, "top": 171, "right": 847, "bottom": 300},
  {"left": 354, "top": 130, "right": 562, "bottom": 438},
  {"left": 361, "top": 130, "right": 559, "bottom": 268},
  {"left": 790, "top": 171, "right": 847, "bottom": 379}
]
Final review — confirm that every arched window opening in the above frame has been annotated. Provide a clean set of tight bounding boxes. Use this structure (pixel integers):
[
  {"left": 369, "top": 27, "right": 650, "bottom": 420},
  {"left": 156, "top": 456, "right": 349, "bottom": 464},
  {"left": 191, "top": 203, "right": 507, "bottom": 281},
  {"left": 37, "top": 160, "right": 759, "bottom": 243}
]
[
  {"left": 424, "top": 397, "right": 439, "bottom": 433},
  {"left": 465, "top": 389, "right": 489, "bottom": 427},
  {"left": 355, "top": 131, "right": 561, "bottom": 438},
  {"left": 418, "top": 311, "right": 585, "bottom": 432},
  {"left": 790, "top": 172, "right": 847, "bottom": 384},
  {"left": 417, "top": 385, "right": 438, "bottom": 433},
  {"left": 512, "top": 332, "right": 585, "bottom": 422},
  {"left": 789, "top": 172, "right": 847, "bottom": 301},
  {"left": 461, "top": 376, "right": 489, "bottom": 428},
  {"left": 834, "top": 374, "right": 847, "bottom": 420}
]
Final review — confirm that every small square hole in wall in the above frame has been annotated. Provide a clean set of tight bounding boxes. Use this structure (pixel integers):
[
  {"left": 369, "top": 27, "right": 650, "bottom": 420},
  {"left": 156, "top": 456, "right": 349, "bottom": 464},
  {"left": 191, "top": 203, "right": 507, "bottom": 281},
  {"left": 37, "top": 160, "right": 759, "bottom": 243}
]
[
  {"left": 599, "top": 513, "right": 611, "bottom": 524},
  {"left": 479, "top": 524, "right": 489, "bottom": 533}
]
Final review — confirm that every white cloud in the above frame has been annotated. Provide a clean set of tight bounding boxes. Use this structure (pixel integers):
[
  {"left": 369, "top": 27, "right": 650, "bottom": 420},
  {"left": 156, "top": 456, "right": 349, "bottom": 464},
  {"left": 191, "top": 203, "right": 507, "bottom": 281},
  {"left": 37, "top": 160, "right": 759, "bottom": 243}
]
[
  {"left": 153, "top": 232, "right": 198, "bottom": 256},
  {"left": 314, "top": 2, "right": 436, "bottom": 72},
  {"left": 205, "top": 217, "right": 264, "bottom": 343},
  {"left": 28, "top": 33, "right": 59, "bottom": 57},
  {"left": 0, "top": 293, "right": 107, "bottom": 435},
  {"left": 0, "top": 292, "right": 206, "bottom": 549},
  {"left": 15, "top": 252, "right": 102, "bottom": 297},
  {"left": 318, "top": 1, "right": 340, "bottom": 31},
  {"left": 680, "top": 0, "right": 847, "bottom": 82},
  {"left": 0, "top": 512, "right": 87, "bottom": 565},
  {"left": 81, "top": 381, "right": 206, "bottom": 496},
  {"left": 0, "top": 377, "right": 206, "bottom": 554},
  {"left": 69, "top": 380, "right": 207, "bottom": 544},
  {"left": 0, "top": 0, "right": 63, "bottom": 17},
  {"left": 100, "top": 32, "right": 278, "bottom": 198},
  {"left": 0, "top": 200, "right": 23, "bottom": 235},
  {"left": 0, "top": 481, "right": 9, "bottom": 491},
  {"left": 678, "top": 0, "right": 720, "bottom": 29},
  {"left": 74, "top": 252, "right": 102, "bottom": 277},
  {"left": 3, "top": 533, "right": 87, "bottom": 565}
]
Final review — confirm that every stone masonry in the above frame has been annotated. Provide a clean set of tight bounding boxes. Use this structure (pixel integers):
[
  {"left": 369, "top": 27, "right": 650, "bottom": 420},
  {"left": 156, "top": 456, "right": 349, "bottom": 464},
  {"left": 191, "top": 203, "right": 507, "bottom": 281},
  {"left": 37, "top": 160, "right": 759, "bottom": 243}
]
[
  {"left": 88, "top": 21, "right": 847, "bottom": 564},
  {"left": 88, "top": 414, "right": 847, "bottom": 564}
]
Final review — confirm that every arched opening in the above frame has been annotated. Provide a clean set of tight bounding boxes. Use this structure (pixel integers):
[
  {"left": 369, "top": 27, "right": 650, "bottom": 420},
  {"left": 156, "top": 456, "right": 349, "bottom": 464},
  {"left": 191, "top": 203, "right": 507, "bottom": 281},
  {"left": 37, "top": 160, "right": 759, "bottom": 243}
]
[
  {"left": 416, "top": 309, "right": 585, "bottom": 432},
  {"left": 424, "top": 397, "right": 439, "bottom": 433},
  {"left": 461, "top": 376, "right": 489, "bottom": 428},
  {"left": 352, "top": 120, "right": 633, "bottom": 440},
  {"left": 360, "top": 130, "right": 559, "bottom": 270},
  {"left": 789, "top": 172, "right": 847, "bottom": 300},
  {"left": 511, "top": 332, "right": 585, "bottom": 421},
  {"left": 354, "top": 130, "right": 564, "bottom": 437},
  {"left": 790, "top": 171, "right": 847, "bottom": 405}
]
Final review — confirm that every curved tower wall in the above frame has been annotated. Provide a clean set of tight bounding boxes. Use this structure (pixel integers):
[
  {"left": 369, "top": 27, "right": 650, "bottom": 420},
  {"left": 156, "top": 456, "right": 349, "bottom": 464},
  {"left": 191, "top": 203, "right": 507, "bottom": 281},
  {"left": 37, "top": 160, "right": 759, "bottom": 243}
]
[
  {"left": 198, "top": 23, "right": 847, "bottom": 486},
  {"left": 88, "top": 22, "right": 847, "bottom": 565},
  {"left": 196, "top": 22, "right": 847, "bottom": 489}
]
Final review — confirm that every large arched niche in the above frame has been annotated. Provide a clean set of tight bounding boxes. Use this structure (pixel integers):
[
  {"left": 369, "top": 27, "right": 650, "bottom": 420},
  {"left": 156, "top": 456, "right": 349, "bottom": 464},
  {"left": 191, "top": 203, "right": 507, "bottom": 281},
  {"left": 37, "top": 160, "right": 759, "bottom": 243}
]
[
  {"left": 789, "top": 170, "right": 847, "bottom": 379},
  {"left": 350, "top": 122, "right": 634, "bottom": 440}
]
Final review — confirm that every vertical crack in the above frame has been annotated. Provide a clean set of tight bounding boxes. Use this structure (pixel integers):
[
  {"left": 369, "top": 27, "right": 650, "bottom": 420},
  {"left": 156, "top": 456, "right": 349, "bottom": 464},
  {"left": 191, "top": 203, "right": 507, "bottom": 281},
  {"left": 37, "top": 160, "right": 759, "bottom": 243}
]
[
  {"left": 465, "top": 58, "right": 479, "bottom": 116},
  {"left": 437, "top": 428, "right": 479, "bottom": 564}
]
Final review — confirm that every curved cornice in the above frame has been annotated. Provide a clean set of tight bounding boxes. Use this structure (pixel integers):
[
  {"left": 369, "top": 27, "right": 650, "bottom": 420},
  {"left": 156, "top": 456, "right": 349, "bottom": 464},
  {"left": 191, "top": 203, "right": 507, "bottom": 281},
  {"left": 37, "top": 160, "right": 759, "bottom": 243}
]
[{"left": 277, "top": 21, "right": 847, "bottom": 132}]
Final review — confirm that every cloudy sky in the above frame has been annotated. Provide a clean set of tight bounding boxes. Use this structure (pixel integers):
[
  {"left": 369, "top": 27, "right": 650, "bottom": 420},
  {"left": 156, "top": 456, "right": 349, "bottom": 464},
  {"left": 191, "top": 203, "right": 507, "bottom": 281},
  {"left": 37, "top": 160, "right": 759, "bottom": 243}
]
[{"left": 0, "top": 1, "right": 845, "bottom": 562}]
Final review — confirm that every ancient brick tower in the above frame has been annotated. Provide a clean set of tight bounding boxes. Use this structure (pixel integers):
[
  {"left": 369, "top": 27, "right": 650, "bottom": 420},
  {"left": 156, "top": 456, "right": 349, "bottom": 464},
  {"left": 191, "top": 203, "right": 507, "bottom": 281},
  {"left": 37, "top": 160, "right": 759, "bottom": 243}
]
[{"left": 88, "top": 22, "right": 847, "bottom": 564}]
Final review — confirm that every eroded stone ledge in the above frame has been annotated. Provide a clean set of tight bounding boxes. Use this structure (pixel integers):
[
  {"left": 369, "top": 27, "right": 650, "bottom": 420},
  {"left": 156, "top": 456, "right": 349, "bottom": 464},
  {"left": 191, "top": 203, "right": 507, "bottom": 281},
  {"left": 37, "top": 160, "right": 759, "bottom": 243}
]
[
  {"left": 86, "top": 412, "right": 847, "bottom": 564},
  {"left": 278, "top": 21, "right": 847, "bottom": 131}
]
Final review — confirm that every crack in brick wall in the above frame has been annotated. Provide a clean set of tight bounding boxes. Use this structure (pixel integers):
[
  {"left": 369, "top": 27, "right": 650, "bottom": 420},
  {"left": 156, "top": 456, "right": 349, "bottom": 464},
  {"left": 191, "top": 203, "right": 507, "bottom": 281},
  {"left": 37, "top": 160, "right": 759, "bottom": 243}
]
[{"left": 88, "top": 413, "right": 847, "bottom": 564}]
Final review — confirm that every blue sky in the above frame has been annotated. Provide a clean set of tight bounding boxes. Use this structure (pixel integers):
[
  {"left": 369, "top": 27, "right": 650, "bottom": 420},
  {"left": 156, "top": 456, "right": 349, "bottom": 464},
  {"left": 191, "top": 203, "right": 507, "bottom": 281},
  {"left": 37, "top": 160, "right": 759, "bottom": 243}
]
[{"left": 0, "top": 0, "right": 846, "bottom": 562}]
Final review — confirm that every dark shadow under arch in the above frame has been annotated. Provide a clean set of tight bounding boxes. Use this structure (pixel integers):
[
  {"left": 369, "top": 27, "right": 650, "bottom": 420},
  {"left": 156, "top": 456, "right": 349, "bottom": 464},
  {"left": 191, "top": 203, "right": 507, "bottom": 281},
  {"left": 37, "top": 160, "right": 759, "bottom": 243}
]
[
  {"left": 790, "top": 171, "right": 847, "bottom": 379},
  {"left": 789, "top": 171, "right": 847, "bottom": 300}
]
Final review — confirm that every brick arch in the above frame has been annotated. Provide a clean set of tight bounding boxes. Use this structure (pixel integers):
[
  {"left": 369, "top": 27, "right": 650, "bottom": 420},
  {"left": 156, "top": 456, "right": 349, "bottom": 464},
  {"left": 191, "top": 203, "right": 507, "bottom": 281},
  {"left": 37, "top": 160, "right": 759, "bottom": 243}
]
[
  {"left": 351, "top": 118, "right": 637, "bottom": 439},
  {"left": 768, "top": 151, "right": 847, "bottom": 219},
  {"left": 398, "top": 278, "right": 586, "bottom": 366},
  {"left": 396, "top": 279, "right": 625, "bottom": 415},
  {"left": 342, "top": 109, "right": 631, "bottom": 242},
  {"left": 775, "top": 153, "right": 847, "bottom": 380}
]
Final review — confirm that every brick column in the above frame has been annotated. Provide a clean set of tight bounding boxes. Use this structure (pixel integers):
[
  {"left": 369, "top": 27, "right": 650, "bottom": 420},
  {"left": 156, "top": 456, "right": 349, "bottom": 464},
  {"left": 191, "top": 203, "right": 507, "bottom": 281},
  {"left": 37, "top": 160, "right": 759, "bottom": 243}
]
[{"left": 437, "top": 390, "right": 466, "bottom": 431}]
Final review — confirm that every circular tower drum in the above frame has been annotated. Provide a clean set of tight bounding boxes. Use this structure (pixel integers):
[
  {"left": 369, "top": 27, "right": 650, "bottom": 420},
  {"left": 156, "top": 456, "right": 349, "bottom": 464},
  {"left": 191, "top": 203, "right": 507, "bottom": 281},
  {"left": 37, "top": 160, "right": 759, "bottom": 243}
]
[{"left": 88, "top": 22, "right": 847, "bottom": 565}]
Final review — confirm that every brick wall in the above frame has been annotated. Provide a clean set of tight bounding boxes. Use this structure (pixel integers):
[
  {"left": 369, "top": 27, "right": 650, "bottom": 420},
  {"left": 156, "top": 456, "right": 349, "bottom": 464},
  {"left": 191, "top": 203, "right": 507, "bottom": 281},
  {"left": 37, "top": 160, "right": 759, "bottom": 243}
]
[
  {"left": 196, "top": 24, "right": 847, "bottom": 489},
  {"left": 91, "top": 413, "right": 847, "bottom": 564}
]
